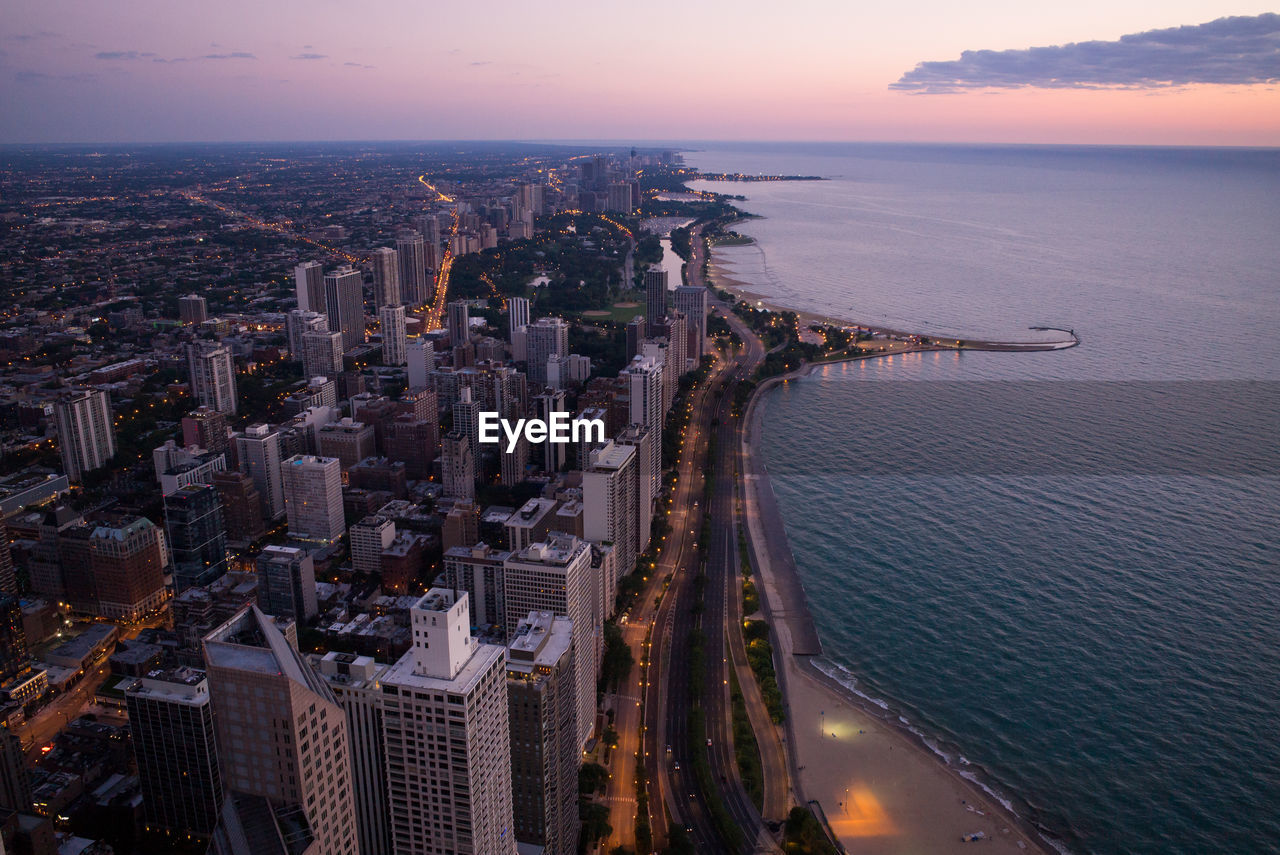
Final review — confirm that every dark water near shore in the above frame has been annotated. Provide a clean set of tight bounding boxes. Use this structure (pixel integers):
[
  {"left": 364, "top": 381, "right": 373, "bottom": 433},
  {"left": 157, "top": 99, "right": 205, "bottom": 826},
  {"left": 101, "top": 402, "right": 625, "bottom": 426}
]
[{"left": 686, "top": 143, "right": 1280, "bottom": 854}]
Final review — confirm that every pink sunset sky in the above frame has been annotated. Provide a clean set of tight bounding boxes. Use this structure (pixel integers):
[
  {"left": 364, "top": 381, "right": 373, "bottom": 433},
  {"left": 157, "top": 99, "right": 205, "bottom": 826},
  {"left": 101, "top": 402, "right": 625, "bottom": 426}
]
[{"left": 2, "top": 0, "right": 1278, "bottom": 145}]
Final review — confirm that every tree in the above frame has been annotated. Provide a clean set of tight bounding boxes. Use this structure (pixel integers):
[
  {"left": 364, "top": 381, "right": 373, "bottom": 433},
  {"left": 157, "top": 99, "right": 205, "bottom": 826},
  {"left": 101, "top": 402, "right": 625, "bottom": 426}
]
[
  {"left": 579, "top": 801, "right": 612, "bottom": 849},
  {"left": 579, "top": 762, "right": 609, "bottom": 795}
]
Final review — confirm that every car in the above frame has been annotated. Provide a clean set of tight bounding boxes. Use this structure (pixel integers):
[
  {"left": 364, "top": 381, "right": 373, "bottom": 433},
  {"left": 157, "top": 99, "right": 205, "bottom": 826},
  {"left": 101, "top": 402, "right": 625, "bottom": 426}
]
[
  {"left": 673, "top": 761, "right": 680, "bottom": 770},
  {"left": 705, "top": 738, "right": 712, "bottom": 747},
  {"left": 666, "top": 745, "right": 672, "bottom": 754}
]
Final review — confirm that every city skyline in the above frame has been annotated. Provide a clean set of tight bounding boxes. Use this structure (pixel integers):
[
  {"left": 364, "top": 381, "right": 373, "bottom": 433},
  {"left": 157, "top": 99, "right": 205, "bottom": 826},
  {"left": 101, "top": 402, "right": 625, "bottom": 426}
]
[{"left": 3, "top": 1, "right": 1278, "bottom": 145}]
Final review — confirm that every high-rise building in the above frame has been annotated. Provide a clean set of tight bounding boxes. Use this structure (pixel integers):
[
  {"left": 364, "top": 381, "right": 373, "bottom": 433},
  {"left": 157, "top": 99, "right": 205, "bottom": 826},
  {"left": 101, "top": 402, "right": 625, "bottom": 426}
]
[
  {"left": 182, "top": 406, "right": 231, "bottom": 459},
  {"left": 380, "top": 589, "right": 516, "bottom": 854},
  {"left": 317, "top": 419, "right": 375, "bottom": 472},
  {"left": 614, "top": 424, "right": 655, "bottom": 562},
  {"left": 349, "top": 515, "right": 395, "bottom": 576},
  {"left": 447, "top": 300, "right": 471, "bottom": 347},
  {"left": 626, "top": 315, "right": 646, "bottom": 359},
  {"left": 379, "top": 304, "right": 407, "bottom": 366},
  {"left": 502, "top": 533, "right": 598, "bottom": 745},
  {"left": 125, "top": 667, "right": 223, "bottom": 837},
  {"left": 525, "top": 317, "right": 569, "bottom": 386},
  {"left": 441, "top": 432, "right": 475, "bottom": 501},
  {"left": 395, "top": 231, "right": 429, "bottom": 306},
  {"left": 606, "top": 182, "right": 634, "bottom": 214},
  {"left": 212, "top": 470, "right": 267, "bottom": 545},
  {"left": 287, "top": 309, "right": 329, "bottom": 360},
  {"left": 164, "top": 484, "right": 228, "bottom": 592},
  {"left": 406, "top": 338, "right": 435, "bottom": 389},
  {"left": 295, "top": 260, "right": 326, "bottom": 313},
  {"left": 500, "top": 432, "right": 529, "bottom": 487},
  {"left": 235, "top": 424, "right": 285, "bottom": 521},
  {"left": 645, "top": 268, "right": 668, "bottom": 325},
  {"left": 55, "top": 389, "right": 115, "bottom": 481},
  {"left": 624, "top": 355, "right": 664, "bottom": 487},
  {"left": 324, "top": 265, "right": 366, "bottom": 353},
  {"left": 530, "top": 389, "right": 568, "bottom": 473},
  {"left": 186, "top": 341, "right": 238, "bottom": 415},
  {"left": 179, "top": 294, "right": 208, "bottom": 325},
  {"left": 582, "top": 441, "right": 639, "bottom": 582},
  {"left": 370, "top": 246, "right": 401, "bottom": 309},
  {"left": 0, "top": 595, "right": 27, "bottom": 682},
  {"left": 313, "top": 653, "right": 391, "bottom": 855},
  {"left": 255, "top": 544, "right": 318, "bottom": 622},
  {"left": 0, "top": 522, "right": 16, "bottom": 598},
  {"left": 453, "top": 386, "right": 483, "bottom": 465},
  {"left": 302, "top": 329, "right": 345, "bottom": 380},
  {"left": 506, "top": 612, "right": 577, "bottom": 855},
  {"left": 281, "top": 454, "right": 344, "bottom": 544},
  {"left": 0, "top": 725, "right": 31, "bottom": 814},
  {"left": 659, "top": 311, "right": 689, "bottom": 377},
  {"left": 642, "top": 338, "right": 676, "bottom": 414},
  {"left": 60, "top": 515, "right": 168, "bottom": 622},
  {"left": 444, "top": 542, "right": 512, "bottom": 629},
  {"left": 673, "top": 285, "right": 708, "bottom": 361},
  {"left": 507, "top": 297, "right": 530, "bottom": 341},
  {"left": 203, "top": 606, "right": 358, "bottom": 855}
]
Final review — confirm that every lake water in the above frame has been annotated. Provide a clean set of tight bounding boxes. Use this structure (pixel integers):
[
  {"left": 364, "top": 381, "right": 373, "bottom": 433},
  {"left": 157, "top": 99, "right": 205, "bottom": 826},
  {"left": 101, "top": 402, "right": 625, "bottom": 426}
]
[{"left": 687, "top": 142, "right": 1280, "bottom": 854}]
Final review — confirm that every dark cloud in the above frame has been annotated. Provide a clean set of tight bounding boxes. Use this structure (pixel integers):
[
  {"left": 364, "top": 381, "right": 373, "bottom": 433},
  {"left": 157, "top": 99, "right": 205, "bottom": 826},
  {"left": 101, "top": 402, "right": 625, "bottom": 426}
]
[
  {"left": 892, "top": 13, "right": 1280, "bottom": 92},
  {"left": 95, "top": 50, "right": 156, "bottom": 60},
  {"left": 291, "top": 52, "right": 327, "bottom": 60},
  {"left": 203, "top": 52, "right": 255, "bottom": 60},
  {"left": 10, "top": 31, "right": 61, "bottom": 42}
]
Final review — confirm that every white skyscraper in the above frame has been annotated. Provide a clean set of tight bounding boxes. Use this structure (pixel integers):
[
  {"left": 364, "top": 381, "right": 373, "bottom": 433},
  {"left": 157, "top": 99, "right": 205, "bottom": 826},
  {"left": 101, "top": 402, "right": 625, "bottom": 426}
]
[
  {"left": 287, "top": 309, "right": 329, "bottom": 360},
  {"left": 302, "top": 329, "right": 345, "bottom": 379},
  {"left": 324, "top": 265, "right": 366, "bottom": 352},
  {"left": 55, "top": 389, "right": 116, "bottom": 482},
  {"left": 615, "top": 423, "right": 656, "bottom": 559},
  {"left": 673, "top": 285, "right": 708, "bottom": 361},
  {"left": 380, "top": 589, "right": 516, "bottom": 855},
  {"left": 624, "top": 355, "right": 664, "bottom": 491},
  {"left": 350, "top": 514, "right": 395, "bottom": 575},
  {"left": 379, "top": 304, "right": 407, "bottom": 366},
  {"left": 186, "top": 341, "right": 238, "bottom": 415},
  {"left": 406, "top": 338, "right": 435, "bottom": 390},
  {"left": 281, "top": 454, "right": 344, "bottom": 544},
  {"left": 502, "top": 534, "right": 598, "bottom": 746},
  {"left": 235, "top": 423, "right": 285, "bottom": 521},
  {"left": 294, "top": 260, "right": 325, "bottom": 313},
  {"left": 525, "top": 317, "right": 569, "bottom": 386},
  {"left": 507, "top": 297, "right": 530, "bottom": 340},
  {"left": 582, "top": 441, "right": 639, "bottom": 582},
  {"left": 370, "top": 246, "right": 401, "bottom": 309},
  {"left": 314, "top": 652, "right": 392, "bottom": 855}
]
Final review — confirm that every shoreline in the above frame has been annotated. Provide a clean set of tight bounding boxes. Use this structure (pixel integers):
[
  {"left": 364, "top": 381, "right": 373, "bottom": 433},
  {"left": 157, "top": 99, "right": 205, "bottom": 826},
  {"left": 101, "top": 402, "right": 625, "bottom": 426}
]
[
  {"left": 709, "top": 255, "right": 1078, "bottom": 352},
  {"left": 737, "top": 338, "right": 1067, "bottom": 855}
]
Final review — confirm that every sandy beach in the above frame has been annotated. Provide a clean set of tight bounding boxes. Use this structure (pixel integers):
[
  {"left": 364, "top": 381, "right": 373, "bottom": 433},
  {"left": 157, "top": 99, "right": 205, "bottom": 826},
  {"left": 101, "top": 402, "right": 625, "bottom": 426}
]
[
  {"left": 730, "top": 278, "right": 1062, "bottom": 853},
  {"left": 742, "top": 424, "right": 1057, "bottom": 855}
]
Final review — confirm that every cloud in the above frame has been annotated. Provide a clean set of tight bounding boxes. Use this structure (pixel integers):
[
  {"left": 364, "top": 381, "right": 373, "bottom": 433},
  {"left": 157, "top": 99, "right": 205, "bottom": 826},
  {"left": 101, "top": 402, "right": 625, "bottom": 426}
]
[
  {"left": 892, "top": 13, "right": 1280, "bottom": 92},
  {"left": 344, "top": 61, "right": 375, "bottom": 69},
  {"left": 10, "top": 31, "right": 61, "bottom": 42},
  {"left": 291, "top": 52, "right": 327, "bottom": 60},
  {"left": 470, "top": 60, "right": 492, "bottom": 66},
  {"left": 95, "top": 50, "right": 156, "bottom": 60},
  {"left": 203, "top": 51, "right": 255, "bottom": 60}
]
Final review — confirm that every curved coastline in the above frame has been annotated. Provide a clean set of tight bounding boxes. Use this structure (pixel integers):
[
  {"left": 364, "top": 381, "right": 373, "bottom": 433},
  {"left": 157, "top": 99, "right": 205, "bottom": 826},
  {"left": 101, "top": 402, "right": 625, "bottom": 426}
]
[{"left": 740, "top": 352, "right": 1069, "bottom": 855}]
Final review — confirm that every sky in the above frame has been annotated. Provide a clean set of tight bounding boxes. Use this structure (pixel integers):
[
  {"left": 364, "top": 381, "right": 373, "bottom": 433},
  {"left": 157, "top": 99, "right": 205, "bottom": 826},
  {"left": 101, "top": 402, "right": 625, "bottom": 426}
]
[{"left": 2, "top": 0, "right": 1278, "bottom": 145}]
